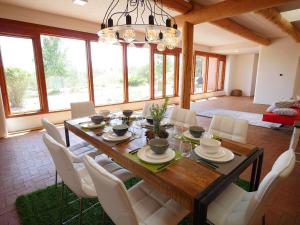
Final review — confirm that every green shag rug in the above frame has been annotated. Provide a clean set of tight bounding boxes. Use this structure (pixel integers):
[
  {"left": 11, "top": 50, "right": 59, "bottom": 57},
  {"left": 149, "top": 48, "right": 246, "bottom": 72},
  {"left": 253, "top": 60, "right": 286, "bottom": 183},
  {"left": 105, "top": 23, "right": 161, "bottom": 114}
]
[{"left": 16, "top": 177, "right": 249, "bottom": 225}]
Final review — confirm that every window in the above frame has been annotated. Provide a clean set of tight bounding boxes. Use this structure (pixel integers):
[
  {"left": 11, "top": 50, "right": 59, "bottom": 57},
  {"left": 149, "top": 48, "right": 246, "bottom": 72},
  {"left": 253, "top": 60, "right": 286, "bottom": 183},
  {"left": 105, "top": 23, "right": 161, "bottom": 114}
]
[
  {"left": 91, "top": 42, "right": 124, "bottom": 105},
  {"left": 193, "top": 52, "right": 226, "bottom": 94},
  {"left": 207, "top": 57, "right": 218, "bottom": 92},
  {"left": 41, "top": 35, "right": 89, "bottom": 111},
  {"left": 154, "top": 54, "right": 163, "bottom": 98},
  {"left": 166, "top": 55, "right": 175, "bottom": 96},
  {"left": 0, "top": 36, "right": 41, "bottom": 114},
  {"left": 194, "top": 55, "right": 206, "bottom": 94},
  {"left": 127, "top": 46, "right": 150, "bottom": 101}
]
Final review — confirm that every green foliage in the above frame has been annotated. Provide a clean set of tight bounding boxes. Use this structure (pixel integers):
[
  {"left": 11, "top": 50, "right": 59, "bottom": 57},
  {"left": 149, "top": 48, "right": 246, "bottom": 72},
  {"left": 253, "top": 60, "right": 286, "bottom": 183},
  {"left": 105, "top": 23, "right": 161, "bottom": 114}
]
[
  {"left": 42, "top": 36, "right": 70, "bottom": 92},
  {"left": 150, "top": 97, "right": 169, "bottom": 123},
  {"left": 5, "top": 67, "right": 31, "bottom": 107},
  {"left": 128, "top": 64, "right": 149, "bottom": 87}
]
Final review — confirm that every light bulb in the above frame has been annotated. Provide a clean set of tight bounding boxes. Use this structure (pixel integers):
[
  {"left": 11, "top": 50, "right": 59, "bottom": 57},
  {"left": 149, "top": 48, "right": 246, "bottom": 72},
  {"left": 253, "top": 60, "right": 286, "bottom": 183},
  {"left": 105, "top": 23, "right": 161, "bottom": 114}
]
[
  {"left": 104, "top": 30, "right": 117, "bottom": 44},
  {"left": 157, "top": 42, "right": 166, "bottom": 51},
  {"left": 166, "top": 36, "right": 179, "bottom": 50},
  {"left": 143, "top": 42, "right": 150, "bottom": 48},
  {"left": 145, "top": 28, "right": 159, "bottom": 42},
  {"left": 123, "top": 29, "right": 136, "bottom": 43},
  {"left": 128, "top": 42, "right": 135, "bottom": 48}
]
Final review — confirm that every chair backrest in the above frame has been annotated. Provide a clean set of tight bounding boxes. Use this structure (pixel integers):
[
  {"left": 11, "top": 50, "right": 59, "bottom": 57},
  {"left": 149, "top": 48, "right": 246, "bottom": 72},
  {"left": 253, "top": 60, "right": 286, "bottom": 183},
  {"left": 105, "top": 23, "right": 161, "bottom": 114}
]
[
  {"left": 170, "top": 107, "right": 198, "bottom": 128},
  {"left": 246, "top": 149, "right": 296, "bottom": 225},
  {"left": 43, "top": 134, "right": 86, "bottom": 197},
  {"left": 142, "top": 102, "right": 154, "bottom": 118},
  {"left": 289, "top": 124, "right": 300, "bottom": 150},
  {"left": 83, "top": 156, "right": 139, "bottom": 225},
  {"left": 208, "top": 115, "right": 248, "bottom": 143},
  {"left": 70, "top": 101, "right": 96, "bottom": 119},
  {"left": 41, "top": 118, "right": 65, "bottom": 146}
]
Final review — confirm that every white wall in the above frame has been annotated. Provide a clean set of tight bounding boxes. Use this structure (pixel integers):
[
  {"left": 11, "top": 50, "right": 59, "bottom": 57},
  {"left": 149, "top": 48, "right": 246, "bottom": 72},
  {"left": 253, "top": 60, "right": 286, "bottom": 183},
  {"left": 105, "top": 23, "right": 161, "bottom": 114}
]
[
  {"left": 224, "top": 53, "right": 258, "bottom": 96},
  {"left": 293, "top": 57, "right": 300, "bottom": 97},
  {"left": 254, "top": 37, "right": 300, "bottom": 104}
]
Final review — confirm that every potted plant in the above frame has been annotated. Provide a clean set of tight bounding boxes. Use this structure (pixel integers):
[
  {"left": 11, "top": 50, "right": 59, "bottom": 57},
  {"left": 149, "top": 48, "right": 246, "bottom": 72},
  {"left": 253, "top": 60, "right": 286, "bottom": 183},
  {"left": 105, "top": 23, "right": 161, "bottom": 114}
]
[{"left": 149, "top": 97, "right": 169, "bottom": 136}]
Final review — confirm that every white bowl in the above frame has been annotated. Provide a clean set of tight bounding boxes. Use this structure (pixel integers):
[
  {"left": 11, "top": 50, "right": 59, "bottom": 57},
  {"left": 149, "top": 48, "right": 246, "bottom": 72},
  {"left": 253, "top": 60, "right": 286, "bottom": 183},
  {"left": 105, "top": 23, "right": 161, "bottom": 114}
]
[
  {"left": 98, "top": 110, "right": 110, "bottom": 117},
  {"left": 200, "top": 138, "right": 221, "bottom": 154}
]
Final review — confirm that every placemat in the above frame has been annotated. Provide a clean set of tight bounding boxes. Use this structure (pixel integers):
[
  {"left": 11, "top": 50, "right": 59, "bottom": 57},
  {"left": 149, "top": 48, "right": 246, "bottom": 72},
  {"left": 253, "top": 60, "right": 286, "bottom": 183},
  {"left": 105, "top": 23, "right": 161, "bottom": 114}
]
[{"left": 125, "top": 149, "right": 183, "bottom": 173}]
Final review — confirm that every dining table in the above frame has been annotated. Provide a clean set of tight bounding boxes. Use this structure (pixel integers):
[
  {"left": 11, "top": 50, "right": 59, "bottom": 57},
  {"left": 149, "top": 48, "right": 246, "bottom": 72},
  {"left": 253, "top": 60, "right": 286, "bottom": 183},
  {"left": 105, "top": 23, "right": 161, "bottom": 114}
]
[{"left": 64, "top": 116, "right": 264, "bottom": 225}]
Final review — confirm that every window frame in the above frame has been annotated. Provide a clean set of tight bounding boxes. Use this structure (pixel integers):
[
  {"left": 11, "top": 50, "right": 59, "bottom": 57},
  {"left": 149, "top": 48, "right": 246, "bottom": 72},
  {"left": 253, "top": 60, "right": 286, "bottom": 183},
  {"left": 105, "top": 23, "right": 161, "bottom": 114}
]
[
  {"left": 0, "top": 18, "right": 225, "bottom": 118},
  {"left": 193, "top": 51, "right": 226, "bottom": 94}
]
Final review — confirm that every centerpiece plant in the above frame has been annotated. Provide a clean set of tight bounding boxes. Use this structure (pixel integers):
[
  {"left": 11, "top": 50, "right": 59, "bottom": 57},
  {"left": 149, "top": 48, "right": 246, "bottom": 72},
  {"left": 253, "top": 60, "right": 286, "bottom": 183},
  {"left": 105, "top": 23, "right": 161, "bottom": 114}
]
[{"left": 150, "top": 97, "right": 169, "bottom": 136}]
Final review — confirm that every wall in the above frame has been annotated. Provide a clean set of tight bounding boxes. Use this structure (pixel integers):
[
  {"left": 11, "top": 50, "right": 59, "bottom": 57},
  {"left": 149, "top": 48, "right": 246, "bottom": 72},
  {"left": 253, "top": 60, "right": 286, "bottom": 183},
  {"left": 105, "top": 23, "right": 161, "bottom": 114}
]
[
  {"left": 254, "top": 37, "right": 300, "bottom": 104},
  {"left": 224, "top": 53, "right": 258, "bottom": 96},
  {"left": 293, "top": 57, "right": 300, "bottom": 97}
]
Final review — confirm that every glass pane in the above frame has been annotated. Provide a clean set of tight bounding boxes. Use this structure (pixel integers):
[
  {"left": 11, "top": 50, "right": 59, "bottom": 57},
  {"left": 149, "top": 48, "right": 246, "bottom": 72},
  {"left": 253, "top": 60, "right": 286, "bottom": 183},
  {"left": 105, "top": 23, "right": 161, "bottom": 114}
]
[
  {"left": 0, "top": 36, "right": 40, "bottom": 114},
  {"left": 207, "top": 57, "right": 218, "bottom": 92},
  {"left": 127, "top": 46, "right": 150, "bottom": 101},
  {"left": 179, "top": 54, "right": 182, "bottom": 96},
  {"left": 218, "top": 60, "right": 224, "bottom": 90},
  {"left": 154, "top": 54, "right": 163, "bottom": 98},
  {"left": 41, "top": 35, "right": 89, "bottom": 111},
  {"left": 91, "top": 42, "right": 123, "bottom": 105},
  {"left": 194, "top": 55, "right": 206, "bottom": 94},
  {"left": 166, "top": 55, "right": 175, "bottom": 96}
]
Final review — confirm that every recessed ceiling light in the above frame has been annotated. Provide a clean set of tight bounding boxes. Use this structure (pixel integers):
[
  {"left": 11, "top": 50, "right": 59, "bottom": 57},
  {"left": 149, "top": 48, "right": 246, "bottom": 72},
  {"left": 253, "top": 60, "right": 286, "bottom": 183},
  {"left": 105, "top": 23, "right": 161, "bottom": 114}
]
[
  {"left": 281, "top": 9, "right": 300, "bottom": 22},
  {"left": 72, "top": 0, "right": 87, "bottom": 6}
]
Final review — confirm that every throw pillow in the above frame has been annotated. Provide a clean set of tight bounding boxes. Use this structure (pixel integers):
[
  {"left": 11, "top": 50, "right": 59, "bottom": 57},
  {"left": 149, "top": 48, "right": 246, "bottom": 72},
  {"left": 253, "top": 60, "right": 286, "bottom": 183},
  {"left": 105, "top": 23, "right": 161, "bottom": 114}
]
[
  {"left": 273, "top": 108, "right": 297, "bottom": 116},
  {"left": 266, "top": 104, "right": 276, "bottom": 112},
  {"left": 275, "top": 100, "right": 295, "bottom": 108}
]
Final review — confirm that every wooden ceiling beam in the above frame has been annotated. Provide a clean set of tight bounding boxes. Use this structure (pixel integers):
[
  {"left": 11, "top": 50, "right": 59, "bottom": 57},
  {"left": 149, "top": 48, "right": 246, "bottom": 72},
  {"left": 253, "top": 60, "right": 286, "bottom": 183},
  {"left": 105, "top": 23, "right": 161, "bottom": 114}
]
[
  {"left": 256, "top": 8, "right": 300, "bottom": 42},
  {"left": 174, "top": 0, "right": 295, "bottom": 26},
  {"left": 161, "top": 0, "right": 271, "bottom": 45}
]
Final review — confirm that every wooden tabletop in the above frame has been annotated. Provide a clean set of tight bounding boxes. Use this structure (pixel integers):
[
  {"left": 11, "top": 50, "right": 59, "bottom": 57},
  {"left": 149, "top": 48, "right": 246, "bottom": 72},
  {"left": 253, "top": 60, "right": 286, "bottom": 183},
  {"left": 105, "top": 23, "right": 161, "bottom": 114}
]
[{"left": 65, "top": 118, "right": 257, "bottom": 211}]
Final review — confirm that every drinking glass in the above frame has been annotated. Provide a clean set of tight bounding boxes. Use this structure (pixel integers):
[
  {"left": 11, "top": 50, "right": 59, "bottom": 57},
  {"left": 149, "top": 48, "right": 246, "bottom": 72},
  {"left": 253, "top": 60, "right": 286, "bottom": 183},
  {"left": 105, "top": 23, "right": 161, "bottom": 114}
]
[{"left": 179, "top": 140, "right": 192, "bottom": 158}]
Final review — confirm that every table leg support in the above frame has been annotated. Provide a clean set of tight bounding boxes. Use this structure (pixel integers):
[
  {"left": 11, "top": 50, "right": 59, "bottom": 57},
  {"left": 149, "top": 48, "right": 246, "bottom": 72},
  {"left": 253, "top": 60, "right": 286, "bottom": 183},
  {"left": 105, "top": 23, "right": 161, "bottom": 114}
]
[
  {"left": 64, "top": 121, "right": 70, "bottom": 147},
  {"left": 193, "top": 199, "right": 208, "bottom": 225}
]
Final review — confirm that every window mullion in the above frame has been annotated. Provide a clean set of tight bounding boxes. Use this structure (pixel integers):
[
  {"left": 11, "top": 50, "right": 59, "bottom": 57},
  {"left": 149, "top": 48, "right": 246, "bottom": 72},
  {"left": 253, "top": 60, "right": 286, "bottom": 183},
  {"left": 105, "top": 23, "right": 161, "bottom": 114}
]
[
  {"left": 0, "top": 48, "right": 11, "bottom": 116},
  {"left": 86, "top": 41, "right": 95, "bottom": 103}
]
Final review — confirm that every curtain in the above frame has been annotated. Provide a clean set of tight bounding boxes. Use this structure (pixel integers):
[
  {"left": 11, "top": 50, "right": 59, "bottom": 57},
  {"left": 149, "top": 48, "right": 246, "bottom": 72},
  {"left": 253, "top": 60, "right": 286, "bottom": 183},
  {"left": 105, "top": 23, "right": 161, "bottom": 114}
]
[{"left": 0, "top": 87, "right": 7, "bottom": 138}]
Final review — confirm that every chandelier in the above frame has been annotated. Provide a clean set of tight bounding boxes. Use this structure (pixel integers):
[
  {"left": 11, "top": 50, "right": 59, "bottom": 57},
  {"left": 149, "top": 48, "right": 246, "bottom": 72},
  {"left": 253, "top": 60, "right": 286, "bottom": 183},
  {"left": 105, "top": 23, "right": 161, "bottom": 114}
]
[{"left": 97, "top": 0, "right": 180, "bottom": 51}]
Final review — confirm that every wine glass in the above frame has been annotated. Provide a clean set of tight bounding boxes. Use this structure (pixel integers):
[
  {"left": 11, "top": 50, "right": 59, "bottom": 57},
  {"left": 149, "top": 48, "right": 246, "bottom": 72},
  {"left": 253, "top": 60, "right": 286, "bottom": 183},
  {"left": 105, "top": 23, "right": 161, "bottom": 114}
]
[{"left": 179, "top": 140, "right": 192, "bottom": 158}]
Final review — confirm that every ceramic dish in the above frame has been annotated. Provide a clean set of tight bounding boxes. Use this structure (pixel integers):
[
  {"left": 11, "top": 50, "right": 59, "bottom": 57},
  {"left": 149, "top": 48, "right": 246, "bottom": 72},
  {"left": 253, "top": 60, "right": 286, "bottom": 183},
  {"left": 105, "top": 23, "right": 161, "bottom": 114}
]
[
  {"left": 137, "top": 146, "right": 175, "bottom": 164},
  {"left": 102, "top": 131, "right": 132, "bottom": 142},
  {"left": 194, "top": 146, "right": 234, "bottom": 163},
  {"left": 79, "top": 122, "right": 104, "bottom": 129}
]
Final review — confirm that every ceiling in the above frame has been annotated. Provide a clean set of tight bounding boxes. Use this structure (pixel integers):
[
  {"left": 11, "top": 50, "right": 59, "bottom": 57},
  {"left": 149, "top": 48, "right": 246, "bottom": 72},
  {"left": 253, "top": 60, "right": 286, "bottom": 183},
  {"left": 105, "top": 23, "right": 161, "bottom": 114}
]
[{"left": 0, "top": 0, "right": 300, "bottom": 51}]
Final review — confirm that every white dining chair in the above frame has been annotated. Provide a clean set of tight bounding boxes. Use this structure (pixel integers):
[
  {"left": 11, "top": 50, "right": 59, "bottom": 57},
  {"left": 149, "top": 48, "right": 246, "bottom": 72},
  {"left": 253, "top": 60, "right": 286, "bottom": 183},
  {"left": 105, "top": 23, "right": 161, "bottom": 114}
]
[
  {"left": 142, "top": 102, "right": 154, "bottom": 118},
  {"left": 289, "top": 122, "right": 300, "bottom": 163},
  {"left": 207, "top": 148, "right": 296, "bottom": 225},
  {"left": 43, "top": 134, "right": 134, "bottom": 225},
  {"left": 83, "top": 155, "right": 190, "bottom": 225},
  {"left": 208, "top": 115, "right": 249, "bottom": 143},
  {"left": 71, "top": 101, "right": 96, "bottom": 119},
  {"left": 41, "top": 118, "right": 102, "bottom": 186},
  {"left": 170, "top": 107, "right": 198, "bottom": 128}
]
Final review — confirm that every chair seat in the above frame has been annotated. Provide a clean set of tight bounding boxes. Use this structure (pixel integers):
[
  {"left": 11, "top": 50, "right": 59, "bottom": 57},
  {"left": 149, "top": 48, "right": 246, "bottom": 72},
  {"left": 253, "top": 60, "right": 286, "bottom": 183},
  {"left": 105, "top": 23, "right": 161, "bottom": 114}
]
[
  {"left": 207, "top": 184, "right": 254, "bottom": 225},
  {"left": 69, "top": 141, "right": 102, "bottom": 157},
  {"left": 78, "top": 155, "right": 134, "bottom": 198},
  {"left": 128, "top": 181, "right": 189, "bottom": 225}
]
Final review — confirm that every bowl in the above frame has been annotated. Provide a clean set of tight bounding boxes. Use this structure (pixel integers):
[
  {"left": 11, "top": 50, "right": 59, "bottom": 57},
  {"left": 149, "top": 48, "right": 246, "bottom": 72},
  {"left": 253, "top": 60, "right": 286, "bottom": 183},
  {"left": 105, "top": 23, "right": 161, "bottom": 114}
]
[
  {"left": 123, "top": 110, "right": 133, "bottom": 118},
  {"left": 91, "top": 115, "right": 104, "bottom": 124},
  {"left": 146, "top": 116, "right": 154, "bottom": 125},
  {"left": 98, "top": 110, "right": 110, "bottom": 118},
  {"left": 200, "top": 138, "right": 221, "bottom": 154},
  {"left": 189, "top": 126, "right": 205, "bottom": 138},
  {"left": 149, "top": 138, "right": 169, "bottom": 154},
  {"left": 113, "top": 124, "right": 129, "bottom": 136}
]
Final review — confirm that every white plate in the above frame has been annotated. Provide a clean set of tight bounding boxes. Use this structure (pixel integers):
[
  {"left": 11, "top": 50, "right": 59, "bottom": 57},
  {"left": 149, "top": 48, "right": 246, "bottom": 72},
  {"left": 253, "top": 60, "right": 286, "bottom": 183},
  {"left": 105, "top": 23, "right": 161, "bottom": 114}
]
[
  {"left": 102, "top": 131, "right": 132, "bottom": 142},
  {"left": 79, "top": 122, "right": 103, "bottom": 129},
  {"left": 146, "top": 148, "right": 173, "bottom": 160},
  {"left": 183, "top": 130, "right": 201, "bottom": 141},
  {"left": 195, "top": 146, "right": 226, "bottom": 158},
  {"left": 137, "top": 146, "right": 176, "bottom": 164},
  {"left": 194, "top": 146, "right": 234, "bottom": 163}
]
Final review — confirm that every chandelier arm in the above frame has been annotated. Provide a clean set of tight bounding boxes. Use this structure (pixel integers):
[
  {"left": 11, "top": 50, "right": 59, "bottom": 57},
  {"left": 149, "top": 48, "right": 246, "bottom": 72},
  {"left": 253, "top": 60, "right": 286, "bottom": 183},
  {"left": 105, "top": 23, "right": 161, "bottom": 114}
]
[
  {"left": 145, "top": 0, "right": 153, "bottom": 18},
  {"left": 106, "top": 0, "right": 120, "bottom": 24},
  {"left": 117, "top": 0, "right": 129, "bottom": 25},
  {"left": 135, "top": 0, "right": 139, "bottom": 24},
  {"left": 102, "top": 0, "right": 116, "bottom": 25},
  {"left": 153, "top": 0, "right": 176, "bottom": 24},
  {"left": 111, "top": 1, "right": 138, "bottom": 22},
  {"left": 141, "top": 0, "right": 146, "bottom": 24},
  {"left": 152, "top": 0, "right": 160, "bottom": 25}
]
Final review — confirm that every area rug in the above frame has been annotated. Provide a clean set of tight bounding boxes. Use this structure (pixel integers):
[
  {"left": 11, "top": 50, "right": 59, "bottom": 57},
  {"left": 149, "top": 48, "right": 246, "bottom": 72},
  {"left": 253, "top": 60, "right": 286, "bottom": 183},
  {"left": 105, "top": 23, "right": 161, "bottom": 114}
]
[
  {"left": 198, "top": 109, "right": 281, "bottom": 128},
  {"left": 16, "top": 177, "right": 249, "bottom": 225}
]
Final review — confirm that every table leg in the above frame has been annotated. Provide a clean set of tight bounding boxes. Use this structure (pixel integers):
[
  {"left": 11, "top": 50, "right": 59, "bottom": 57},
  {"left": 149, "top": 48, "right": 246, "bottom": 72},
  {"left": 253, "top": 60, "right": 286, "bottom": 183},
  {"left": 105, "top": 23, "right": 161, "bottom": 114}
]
[
  {"left": 250, "top": 159, "right": 258, "bottom": 192},
  {"left": 193, "top": 199, "right": 208, "bottom": 225},
  {"left": 64, "top": 121, "right": 70, "bottom": 147},
  {"left": 254, "top": 151, "right": 264, "bottom": 190}
]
